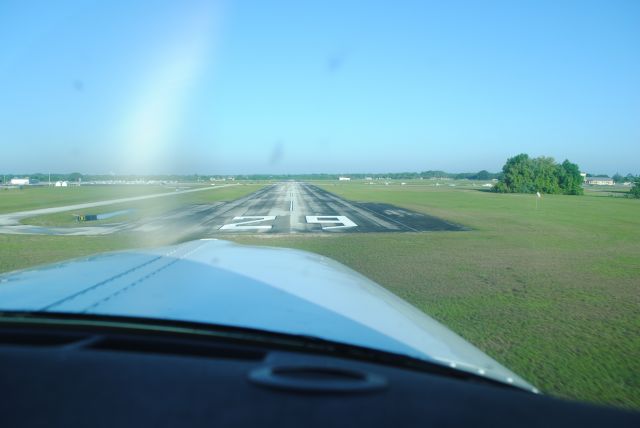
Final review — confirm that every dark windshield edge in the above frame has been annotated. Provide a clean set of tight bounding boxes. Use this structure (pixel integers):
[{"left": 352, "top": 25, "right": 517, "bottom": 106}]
[{"left": 0, "top": 310, "right": 527, "bottom": 393}]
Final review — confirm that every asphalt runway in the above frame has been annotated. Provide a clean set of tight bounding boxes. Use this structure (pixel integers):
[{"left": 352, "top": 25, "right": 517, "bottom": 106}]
[
  {"left": 4, "top": 182, "right": 466, "bottom": 236},
  {"left": 161, "top": 182, "right": 466, "bottom": 235}
]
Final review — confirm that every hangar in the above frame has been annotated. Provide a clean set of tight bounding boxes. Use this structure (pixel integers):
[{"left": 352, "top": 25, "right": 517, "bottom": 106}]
[{"left": 10, "top": 178, "right": 30, "bottom": 185}]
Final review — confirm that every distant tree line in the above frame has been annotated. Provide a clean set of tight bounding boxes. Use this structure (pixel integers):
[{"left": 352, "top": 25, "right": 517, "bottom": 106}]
[
  {"left": 494, "top": 154, "right": 584, "bottom": 195},
  {"left": 584, "top": 172, "right": 636, "bottom": 183},
  {"left": 4, "top": 170, "right": 636, "bottom": 198},
  {"left": 612, "top": 173, "right": 637, "bottom": 183},
  {"left": 0, "top": 173, "right": 204, "bottom": 183},
  {"left": 234, "top": 170, "right": 502, "bottom": 181},
  {"left": 419, "top": 170, "right": 502, "bottom": 180},
  {"left": 1, "top": 170, "right": 503, "bottom": 183}
]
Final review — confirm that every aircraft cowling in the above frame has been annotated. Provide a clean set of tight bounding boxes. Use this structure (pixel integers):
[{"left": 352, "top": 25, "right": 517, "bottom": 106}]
[{"left": 0, "top": 238, "right": 536, "bottom": 392}]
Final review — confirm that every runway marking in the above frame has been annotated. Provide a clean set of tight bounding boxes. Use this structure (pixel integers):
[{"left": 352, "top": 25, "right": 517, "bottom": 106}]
[
  {"left": 354, "top": 203, "right": 420, "bottom": 232},
  {"left": 219, "top": 216, "right": 276, "bottom": 231},
  {"left": 306, "top": 215, "right": 357, "bottom": 230}
]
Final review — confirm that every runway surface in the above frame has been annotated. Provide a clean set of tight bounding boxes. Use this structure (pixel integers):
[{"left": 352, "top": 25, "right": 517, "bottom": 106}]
[
  {"left": 168, "top": 182, "right": 466, "bottom": 235},
  {"left": 4, "top": 182, "right": 466, "bottom": 236}
]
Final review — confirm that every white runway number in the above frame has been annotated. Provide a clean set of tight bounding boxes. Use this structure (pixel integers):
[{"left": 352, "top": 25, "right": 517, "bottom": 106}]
[
  {"left": 219, "top": 216, "right": 277, "bottom": 230},
  {"left": 219, "top": 215, "right": 357, "bottom": 231},
  {"left": 305, "top": 216, "right": 357, "bottom": 230}
]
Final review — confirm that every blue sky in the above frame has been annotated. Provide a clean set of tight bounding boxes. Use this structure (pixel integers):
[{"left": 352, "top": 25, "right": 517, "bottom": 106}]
[{"left": 0, "top": 0, "right": 638, "bottom": 175}]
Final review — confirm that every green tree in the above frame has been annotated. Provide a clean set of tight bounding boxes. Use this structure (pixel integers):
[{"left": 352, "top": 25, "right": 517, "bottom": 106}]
[
  {"left": 532, "top": 156, "right": 560, "bottom": 194},
  {"left": 495, "top": 154, "right": 583, "bottom": 195},
  {"left": 612, "top": 173, "right": 624, "bottom": 183},
  {"left": 68, "top": 172, "right": 83, "bottom": 182},
  {"left": 494, "top": 153, "right": 534, "bottom": 193},
  {"left": 629, "top": 177, "right": 640, "bottom": 199},
  {"left": 476, "top": 170, "right": 491, "bottom": 180},
  {"left": 558, "top": 160, "right": 584, "bottom": 195}
]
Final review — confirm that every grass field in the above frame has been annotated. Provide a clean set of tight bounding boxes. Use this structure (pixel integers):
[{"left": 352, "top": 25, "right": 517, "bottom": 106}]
[
  {"left": 1, "top": 182, "right": 638, "bottom": 409},
  {"left": 19, "top": 184, "right": 263, "bottom": 228},
  {"left": 229, "top": 183, "right": 640, "bottom": 409},
  {"left": 0, "top": 184, "right": 263, "bottom": 272},
  {"left": 0, "top": 185, "right": 171, "bottom": 214}
]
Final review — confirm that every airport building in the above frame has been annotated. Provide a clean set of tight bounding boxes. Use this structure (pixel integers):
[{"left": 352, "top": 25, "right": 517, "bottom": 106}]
[
  {"left": 584, "top": 176, "right": 614, "bottom": 186},
  {"left": 10, "top": 177, "right": 30, "bottom": 185}
]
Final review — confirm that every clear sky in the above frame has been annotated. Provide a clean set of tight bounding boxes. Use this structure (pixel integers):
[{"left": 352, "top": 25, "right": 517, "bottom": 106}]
[{"left": 1, "top": 0, "right": 638, "bottom": 175}]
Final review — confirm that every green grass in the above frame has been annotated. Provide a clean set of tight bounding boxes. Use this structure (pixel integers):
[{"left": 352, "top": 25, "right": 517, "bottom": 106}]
[
  {"left": 0, "top": 184, "right": 263, "bottom": 272},
  {"left": 0, "top": 185, "right": 172, "bottom": 214},
  {"left": 228, "top": 183, "right": 640, "bottom": 410},
  {"left": 0, "top": 234, "right": 167, "bottom": 274},
  {"left": 21, "top": 184, "right": 263, "bottom": 228}
]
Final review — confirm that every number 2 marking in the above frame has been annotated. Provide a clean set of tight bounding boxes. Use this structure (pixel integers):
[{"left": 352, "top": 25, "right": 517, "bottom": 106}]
[{"left": 219, "top": 216, "right": 276, "bottom": 230}]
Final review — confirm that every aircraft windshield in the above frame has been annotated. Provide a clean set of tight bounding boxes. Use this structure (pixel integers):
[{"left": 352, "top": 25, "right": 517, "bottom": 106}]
[{"left": 0, "top": 0, "right": 638, "bottom": 410}]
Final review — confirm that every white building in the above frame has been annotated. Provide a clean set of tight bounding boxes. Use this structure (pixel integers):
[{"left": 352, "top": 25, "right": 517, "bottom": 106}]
[
  {"left": 10, "top": 178, "right": 29, "bottom": 185},
  {"left": 338, "top": 177, "right": 351, "bottom": 181},
  {"left": 584, "top": 177, "right": 614, "bottom": 186},
  {"left": 54, "top": 181, "right": 69, "bottom": 187}
]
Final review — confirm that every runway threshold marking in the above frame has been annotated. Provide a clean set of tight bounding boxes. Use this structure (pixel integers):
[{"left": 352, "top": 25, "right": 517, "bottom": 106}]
[
  {"left": 218, "top": 214, "right": 358, "bottom": 232},
  {"left": 219, "top": 216, "right": 277, "bottom": 231},
  {"left": 305, "top": 215, "right": 357, "bottom": 230}
]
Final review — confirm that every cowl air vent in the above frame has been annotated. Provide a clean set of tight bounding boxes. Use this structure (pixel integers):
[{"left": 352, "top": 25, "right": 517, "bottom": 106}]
[
  {"left": 249, "top": 365, "right": 388, "bottom": 393},
  {"left": 0, "top": 329, "right": 265, "bottom": 361},
  {"left": 0, "top": 330, "right": 87, "bottom": 347},
  {"left": 87, "top": 336, "right": 265, "bottom": 361}
]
